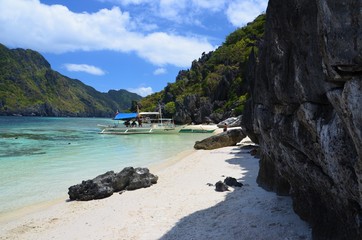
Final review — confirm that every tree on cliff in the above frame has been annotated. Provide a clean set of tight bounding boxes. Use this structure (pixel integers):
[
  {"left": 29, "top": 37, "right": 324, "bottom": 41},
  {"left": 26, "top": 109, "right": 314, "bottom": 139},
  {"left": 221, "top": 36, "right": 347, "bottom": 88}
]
[{"left": 139, "top": 14, "right": 266, "bottom": 124}]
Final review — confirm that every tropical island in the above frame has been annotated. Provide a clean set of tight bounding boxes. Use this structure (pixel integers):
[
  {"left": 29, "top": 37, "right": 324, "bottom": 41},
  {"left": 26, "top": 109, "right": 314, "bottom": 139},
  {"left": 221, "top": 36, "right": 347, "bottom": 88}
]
[
  {"left": 0, "top": 14, "right": 265, "bottom": 124},
  {"left": 0, "top": 0, "right": 361, "bottom": 239}
]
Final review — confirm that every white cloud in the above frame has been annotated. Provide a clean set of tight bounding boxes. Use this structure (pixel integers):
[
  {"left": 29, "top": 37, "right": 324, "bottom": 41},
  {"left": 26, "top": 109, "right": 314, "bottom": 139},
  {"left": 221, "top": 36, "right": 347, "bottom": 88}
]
[
  {"left": 153, "top": 68, "right": 167, "bottom": 75},
  {"left": 137, "top": 32, "right": 211, "bottom": 66},
  {"left": 101, "top": 0, "right": 226, "bottom": 11},
  {"left": 0, "top": 0, "right": 214, "bottom": 67},
  {"left": 158, "top": 0, "right": 186, "bottom": 22},
  {"left": 191, "top": 0, "right": 226, "bottom": 12},
  {"left": 0, "top": 0, "right": 267, "bottom": 69},
  {"left": 99, "top": 0, "right": 151, "bottom": 5},
  {"left": 64, "top": 64, "right": 106, "bottom": 75},
  {"left": 127, "top": 87, "right": 153, "bottom": 97},
  {"left": 96, "top": 0, "right": 265, "bottom": 29},
  {"left": 226, "top": 0, "right": 268, "bottom": 27},
  {"left": 100, "top": 0, "right": 226, "bottom": 24}
]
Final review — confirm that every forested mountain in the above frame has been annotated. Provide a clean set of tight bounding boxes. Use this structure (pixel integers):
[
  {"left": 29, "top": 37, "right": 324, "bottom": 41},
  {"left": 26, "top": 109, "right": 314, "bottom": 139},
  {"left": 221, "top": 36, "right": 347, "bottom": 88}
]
[
  {"left": 0, "top": 44, "right": 141, "bottom": 117},
  {"left": 139, "top": 14, "right": 265, "bottom": 124},
  {"left": 0, "top": 14, "right": 265, "bottom": 119}
]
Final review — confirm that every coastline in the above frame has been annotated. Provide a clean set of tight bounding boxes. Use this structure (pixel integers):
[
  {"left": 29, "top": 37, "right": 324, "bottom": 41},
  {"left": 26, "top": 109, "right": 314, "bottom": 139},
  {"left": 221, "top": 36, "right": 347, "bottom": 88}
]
[{"left": 0, "top": 139, "right": 311, "bottom": 240}]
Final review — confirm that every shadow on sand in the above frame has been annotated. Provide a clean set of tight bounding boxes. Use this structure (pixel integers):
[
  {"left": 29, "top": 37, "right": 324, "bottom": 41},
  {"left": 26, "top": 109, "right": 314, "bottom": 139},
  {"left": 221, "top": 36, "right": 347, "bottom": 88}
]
[{"left": 159, "top": 146, "right": 311, "bottom": 240}]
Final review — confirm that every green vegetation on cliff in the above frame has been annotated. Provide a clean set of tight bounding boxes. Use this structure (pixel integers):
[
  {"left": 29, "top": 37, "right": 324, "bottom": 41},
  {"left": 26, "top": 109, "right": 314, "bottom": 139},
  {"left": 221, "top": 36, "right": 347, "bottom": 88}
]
[
  {"left": 139, "top": 14, "right": 265, "bottom": 124},
  {"left": 0, "top": 44, "right": 141, "bottom": 117},
  {"left": 0, "top": 13, "right": 265, "bottom": 119}
]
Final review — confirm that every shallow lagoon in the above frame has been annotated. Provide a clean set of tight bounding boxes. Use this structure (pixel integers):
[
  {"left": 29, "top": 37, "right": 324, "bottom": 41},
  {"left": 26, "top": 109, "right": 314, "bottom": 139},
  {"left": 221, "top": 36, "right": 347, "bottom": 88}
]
[{"left": 0, "top": 116, "right": 210, "bottom": 214}]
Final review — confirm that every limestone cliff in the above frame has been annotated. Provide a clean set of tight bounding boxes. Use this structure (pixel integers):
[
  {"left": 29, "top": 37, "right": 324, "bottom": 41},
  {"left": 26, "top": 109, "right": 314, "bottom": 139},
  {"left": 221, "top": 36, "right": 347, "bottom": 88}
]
[
  {"left": 139, "top": 15, "right": 266, "bottom": 124},
  {"left": 242, "top": 0, "right": 362, "bottom": 239}
]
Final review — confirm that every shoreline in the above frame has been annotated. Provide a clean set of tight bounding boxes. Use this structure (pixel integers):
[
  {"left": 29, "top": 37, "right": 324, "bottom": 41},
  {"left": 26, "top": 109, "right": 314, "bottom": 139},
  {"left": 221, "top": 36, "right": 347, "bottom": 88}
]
[
  {"left": 0, "top": 148, "right": 197, "bottom": 224},
  {"left": 0, "top": 149, "right": 196, "bottom": 224},
  {"left": 0, "top": 196, "right": 67, "bottom": 225},
  {"left": 0, "top": 140, "right": 311, "bottom": 239}
]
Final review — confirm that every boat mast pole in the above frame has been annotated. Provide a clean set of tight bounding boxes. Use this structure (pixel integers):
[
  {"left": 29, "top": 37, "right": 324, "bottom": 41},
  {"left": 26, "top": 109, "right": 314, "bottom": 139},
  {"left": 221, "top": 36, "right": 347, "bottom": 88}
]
[
  {"left": 159, "top": 103, "right": 162, "bottom": 125},
  {"left": 136, "top": 104, "right": 140, "bottom": 127}
]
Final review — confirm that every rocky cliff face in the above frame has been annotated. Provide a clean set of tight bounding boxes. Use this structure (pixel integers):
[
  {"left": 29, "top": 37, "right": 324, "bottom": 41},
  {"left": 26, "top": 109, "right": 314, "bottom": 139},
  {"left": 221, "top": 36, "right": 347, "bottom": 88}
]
[
  {"left": 243, "top": 0, "right": 362, "bottom": 239},
  {"left": 139, "top": 15, "right": 266, "bottom": 124}
]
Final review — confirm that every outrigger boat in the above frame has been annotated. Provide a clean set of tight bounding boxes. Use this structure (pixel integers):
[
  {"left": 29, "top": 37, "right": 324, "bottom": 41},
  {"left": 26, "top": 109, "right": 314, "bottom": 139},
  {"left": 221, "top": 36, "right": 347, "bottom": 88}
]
[
  {"left": 99, "top": 110, "right": 180, "bottom": 135},
  {"left": 178, "top": 124, "right": 217, "bottom": 133}
]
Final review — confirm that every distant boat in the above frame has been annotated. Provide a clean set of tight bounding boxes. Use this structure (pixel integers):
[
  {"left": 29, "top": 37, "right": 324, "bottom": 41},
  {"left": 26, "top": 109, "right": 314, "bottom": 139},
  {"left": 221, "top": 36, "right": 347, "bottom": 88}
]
[
  {"left": 98, "top": 111, "right": 180, "bottom": 135},
  {"left": 178, "top": 124, "right": 217, "bottom": 133}
]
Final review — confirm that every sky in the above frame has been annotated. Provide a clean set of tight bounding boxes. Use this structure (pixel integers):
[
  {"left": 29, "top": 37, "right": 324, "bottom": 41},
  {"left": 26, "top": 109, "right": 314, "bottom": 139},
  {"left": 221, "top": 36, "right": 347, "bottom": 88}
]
[{"left": 0, "top": 0, "right": 268, "bottom": 97}]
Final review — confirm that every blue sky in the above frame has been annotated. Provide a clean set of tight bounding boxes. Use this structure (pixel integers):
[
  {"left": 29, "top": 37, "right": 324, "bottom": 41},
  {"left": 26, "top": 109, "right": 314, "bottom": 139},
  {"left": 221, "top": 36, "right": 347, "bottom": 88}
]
[{"left": 0, "top": 0, "right": 268, "bottom": 96}]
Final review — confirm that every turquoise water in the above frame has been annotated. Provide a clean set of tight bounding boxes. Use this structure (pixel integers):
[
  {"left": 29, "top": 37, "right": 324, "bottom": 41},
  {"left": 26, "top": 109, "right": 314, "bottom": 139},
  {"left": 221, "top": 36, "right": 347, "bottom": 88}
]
[{"left": 0, "top": 117, "right": 210, "bottom": 215}]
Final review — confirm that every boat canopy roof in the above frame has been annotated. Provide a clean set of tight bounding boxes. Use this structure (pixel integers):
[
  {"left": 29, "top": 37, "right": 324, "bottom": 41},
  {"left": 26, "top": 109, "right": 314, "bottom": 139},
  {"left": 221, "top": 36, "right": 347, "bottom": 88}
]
[
  {"left": 114, "top": 112, "right": 138, "bottom": 120},
  {"left": 114, "top": 111, "right": 162, "bottom": 120}
]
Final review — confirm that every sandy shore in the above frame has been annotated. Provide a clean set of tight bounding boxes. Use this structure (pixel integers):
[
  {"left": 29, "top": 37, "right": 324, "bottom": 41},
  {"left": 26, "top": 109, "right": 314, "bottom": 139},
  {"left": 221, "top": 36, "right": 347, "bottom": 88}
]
[{"left": 0, "top": 139, "right": 311, "bottom": 240}]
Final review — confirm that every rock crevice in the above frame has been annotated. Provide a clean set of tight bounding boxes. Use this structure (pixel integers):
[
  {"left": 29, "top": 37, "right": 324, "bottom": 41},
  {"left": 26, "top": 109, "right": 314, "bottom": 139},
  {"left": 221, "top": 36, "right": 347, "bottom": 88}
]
[{"left": 242, "top": 0, "right": 362, "bottom": 239}]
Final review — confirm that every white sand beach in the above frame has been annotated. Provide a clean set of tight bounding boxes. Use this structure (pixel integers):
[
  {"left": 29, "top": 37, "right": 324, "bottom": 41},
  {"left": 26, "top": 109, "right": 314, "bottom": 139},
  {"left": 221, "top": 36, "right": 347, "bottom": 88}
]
[{"left": 0, "top": 139, "right": 311, "bottom": 240}]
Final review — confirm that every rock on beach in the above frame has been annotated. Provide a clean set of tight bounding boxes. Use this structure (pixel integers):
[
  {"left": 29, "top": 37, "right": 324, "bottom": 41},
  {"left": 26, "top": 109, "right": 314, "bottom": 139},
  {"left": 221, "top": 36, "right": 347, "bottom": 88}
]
[
  {"left": 194, "top": 128, "right": 246, "bottom": 150},
  {"left": 68, "top": 167, "right": 158, "bottom": 201}
]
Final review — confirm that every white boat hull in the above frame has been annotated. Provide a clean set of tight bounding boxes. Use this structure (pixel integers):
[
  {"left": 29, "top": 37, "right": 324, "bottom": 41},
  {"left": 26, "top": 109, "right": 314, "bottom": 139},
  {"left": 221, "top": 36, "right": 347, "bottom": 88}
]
[{"left": 99, "top": 125, "right": 180, "bottom": 135}]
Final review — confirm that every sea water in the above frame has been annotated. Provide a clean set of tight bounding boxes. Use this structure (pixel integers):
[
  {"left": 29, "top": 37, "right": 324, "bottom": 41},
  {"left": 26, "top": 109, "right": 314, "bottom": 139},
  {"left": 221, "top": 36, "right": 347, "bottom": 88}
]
[{"left": 0, "top": 116, "right": 211, "bottom": 215}]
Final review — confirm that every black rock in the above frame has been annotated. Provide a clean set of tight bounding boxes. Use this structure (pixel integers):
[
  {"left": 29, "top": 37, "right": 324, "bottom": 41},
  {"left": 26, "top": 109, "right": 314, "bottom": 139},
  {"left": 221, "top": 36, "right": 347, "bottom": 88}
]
[
  {"left": 68, "top": 167, "right": 158, "bottom": 201},
  {"left": 68, "top": 179, "right": 114, "bottom": 201},
  {"left": 224, "top": 177, "right": 243, "bottom": 187},
  {"left": 127, "top": 168, "right": 159, "bottom": 191},
  {"left": 113, "top": 167, "right": 134, "bottom": 191},
  {"left": 215, "top": 181, "right": 229, "bottom": 192}
]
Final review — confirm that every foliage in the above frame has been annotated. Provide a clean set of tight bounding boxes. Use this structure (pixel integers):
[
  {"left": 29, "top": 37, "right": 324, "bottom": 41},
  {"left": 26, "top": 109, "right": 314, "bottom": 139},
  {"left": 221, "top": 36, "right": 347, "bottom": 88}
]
[
  {"left": 233, "top": 93, "right": 249, "bottom": 116},
  {"left": 0, "top": 44, "right": 142, "bottom": 117},
  {"left": 138, "top": 91, "right": 163, "bottom": 112},
  {"left": 164, "top": 101, "right": 176, "bottom": 116},
  {"left": 139, "top": 14, "right": 265, "bottom": 122}
]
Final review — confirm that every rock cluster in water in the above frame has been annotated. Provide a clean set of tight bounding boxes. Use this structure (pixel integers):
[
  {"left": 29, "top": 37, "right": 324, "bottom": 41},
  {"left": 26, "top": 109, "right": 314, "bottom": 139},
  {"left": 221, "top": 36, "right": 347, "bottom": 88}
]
[
  {"left": 68, "top": 167, "right": 158, "bottom": 201},
  {"left": 243, "top": 0, "right": 362, "bottom": 239}
]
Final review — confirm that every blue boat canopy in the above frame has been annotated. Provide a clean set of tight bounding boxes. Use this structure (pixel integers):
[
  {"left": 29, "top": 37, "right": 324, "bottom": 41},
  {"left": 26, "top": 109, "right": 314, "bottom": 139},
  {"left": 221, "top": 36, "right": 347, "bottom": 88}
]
[{"left": 114, "top": 112, "right": 138, "bottom": 120}]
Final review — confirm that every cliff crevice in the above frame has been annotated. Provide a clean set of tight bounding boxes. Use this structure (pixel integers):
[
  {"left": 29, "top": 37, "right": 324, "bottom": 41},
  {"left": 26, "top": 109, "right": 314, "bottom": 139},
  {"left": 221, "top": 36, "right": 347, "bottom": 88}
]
[{"left": 242, "top": 0, "right": 362, "bottom": 239}]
